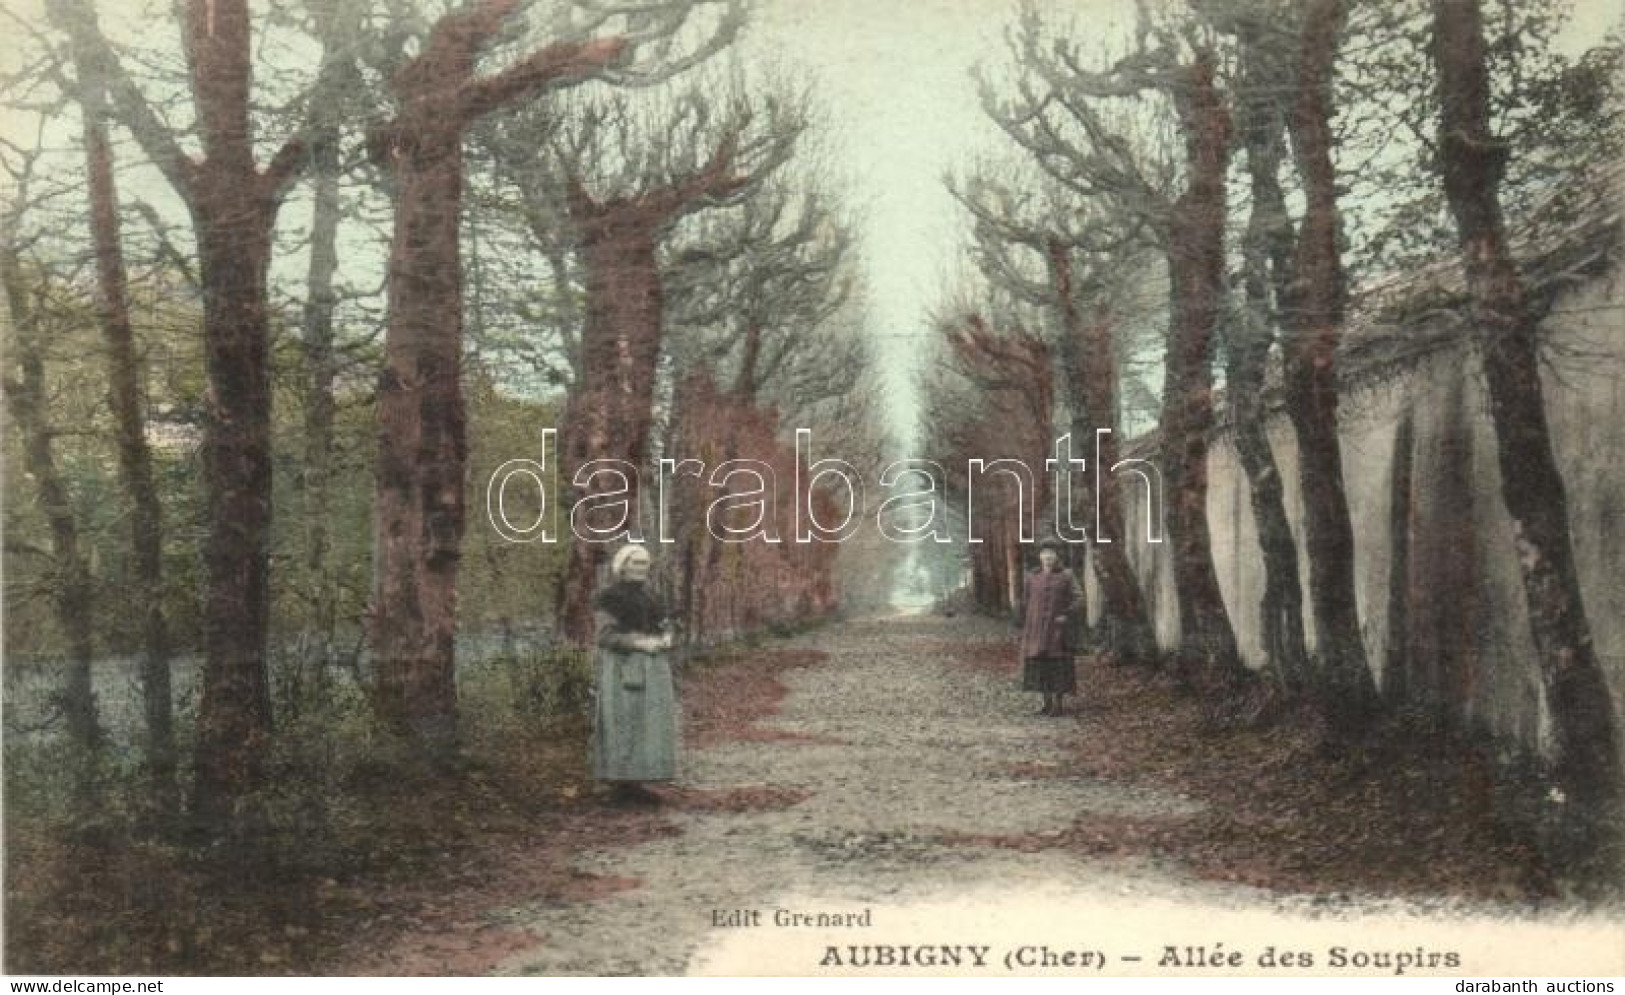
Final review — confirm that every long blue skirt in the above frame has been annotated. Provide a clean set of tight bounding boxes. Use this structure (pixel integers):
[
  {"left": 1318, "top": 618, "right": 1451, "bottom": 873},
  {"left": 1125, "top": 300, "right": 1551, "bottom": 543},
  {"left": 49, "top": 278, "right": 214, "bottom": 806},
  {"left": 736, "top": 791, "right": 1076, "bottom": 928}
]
[{"left": 591, "top": 648, "right": 679, "bottom": 782}]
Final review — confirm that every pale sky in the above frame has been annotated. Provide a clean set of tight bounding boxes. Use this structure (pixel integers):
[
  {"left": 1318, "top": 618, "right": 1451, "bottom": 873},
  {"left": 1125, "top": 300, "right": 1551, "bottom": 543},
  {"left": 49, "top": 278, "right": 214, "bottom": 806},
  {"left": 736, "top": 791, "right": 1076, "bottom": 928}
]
[{"left": 735, "top": 0, "right": 1139, "bottom": 442}]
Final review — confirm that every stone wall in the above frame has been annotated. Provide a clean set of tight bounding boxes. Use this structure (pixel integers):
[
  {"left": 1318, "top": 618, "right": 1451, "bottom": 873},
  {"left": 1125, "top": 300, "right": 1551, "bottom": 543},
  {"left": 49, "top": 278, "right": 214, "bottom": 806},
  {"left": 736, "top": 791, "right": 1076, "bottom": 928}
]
[{"left": 1087, "top": 250, "right": 1625, "bottom": 774}]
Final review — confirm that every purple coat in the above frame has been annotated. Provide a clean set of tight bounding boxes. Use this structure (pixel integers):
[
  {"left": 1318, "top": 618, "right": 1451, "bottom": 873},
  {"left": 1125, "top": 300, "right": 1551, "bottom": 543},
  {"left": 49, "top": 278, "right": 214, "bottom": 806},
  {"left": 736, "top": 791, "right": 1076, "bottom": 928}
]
[{"left": 1017, "top": 566, "right": 1083, "bottom": 660}]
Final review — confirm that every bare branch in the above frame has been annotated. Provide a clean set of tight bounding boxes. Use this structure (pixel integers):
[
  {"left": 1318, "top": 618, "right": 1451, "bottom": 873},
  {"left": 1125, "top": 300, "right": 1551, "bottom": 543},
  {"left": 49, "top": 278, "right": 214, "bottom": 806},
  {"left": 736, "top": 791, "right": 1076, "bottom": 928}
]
[
  {"left": 44, "top": 0, "right": 199, "bottom": 199},
  {"left": 460, "top": 36, "right": 630, "bottom": 119}
]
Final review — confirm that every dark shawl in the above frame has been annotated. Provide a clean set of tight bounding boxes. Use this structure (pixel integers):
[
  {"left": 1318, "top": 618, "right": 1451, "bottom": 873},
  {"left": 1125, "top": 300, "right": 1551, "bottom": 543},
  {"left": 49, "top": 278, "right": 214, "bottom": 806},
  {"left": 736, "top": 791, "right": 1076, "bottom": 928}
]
[
  {"left": 594, "top": 580, "right": 665, "bottom": 636},
  {"left": 1017, "top": 566, "right": 1081, "bottom": 660}
]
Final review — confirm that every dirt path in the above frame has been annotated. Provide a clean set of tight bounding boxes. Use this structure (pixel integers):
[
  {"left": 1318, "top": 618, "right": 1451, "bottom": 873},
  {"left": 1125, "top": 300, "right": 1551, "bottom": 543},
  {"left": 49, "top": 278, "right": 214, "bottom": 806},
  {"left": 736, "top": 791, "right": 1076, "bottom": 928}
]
[{"left": 486, "top": 612, "right": 1624, "bottom": 977}]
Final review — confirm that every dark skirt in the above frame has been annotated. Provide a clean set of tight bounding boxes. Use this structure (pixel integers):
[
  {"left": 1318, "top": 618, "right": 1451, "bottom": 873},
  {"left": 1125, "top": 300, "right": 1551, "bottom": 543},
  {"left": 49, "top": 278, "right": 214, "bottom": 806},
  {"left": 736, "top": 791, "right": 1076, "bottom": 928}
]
[{"left": 1021, "top": 654, "right": 1076, "bottom": 693}]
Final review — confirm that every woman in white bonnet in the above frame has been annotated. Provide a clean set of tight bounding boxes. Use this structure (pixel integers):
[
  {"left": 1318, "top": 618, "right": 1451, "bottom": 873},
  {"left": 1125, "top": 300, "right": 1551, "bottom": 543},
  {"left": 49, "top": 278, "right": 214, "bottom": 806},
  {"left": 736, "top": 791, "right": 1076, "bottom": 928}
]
[{"left": 591, "top": 543, "right": 678, "bottom": 805}]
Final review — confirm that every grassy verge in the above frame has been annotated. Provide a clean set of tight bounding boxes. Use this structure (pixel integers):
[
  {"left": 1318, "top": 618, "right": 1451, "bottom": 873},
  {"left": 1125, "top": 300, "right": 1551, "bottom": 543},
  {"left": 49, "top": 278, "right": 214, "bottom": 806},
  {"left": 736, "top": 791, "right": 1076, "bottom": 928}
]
[{"left": 5, "top": 623, "right": 837, "bottom": 974}]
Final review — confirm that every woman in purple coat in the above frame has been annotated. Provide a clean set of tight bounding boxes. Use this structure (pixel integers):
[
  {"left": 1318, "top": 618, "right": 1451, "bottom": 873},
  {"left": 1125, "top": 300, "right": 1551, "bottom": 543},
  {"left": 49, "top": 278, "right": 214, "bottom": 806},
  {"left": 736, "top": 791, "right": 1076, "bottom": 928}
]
[{"left": 1014, "top": 537, "right": 1085, "bottom": 716}]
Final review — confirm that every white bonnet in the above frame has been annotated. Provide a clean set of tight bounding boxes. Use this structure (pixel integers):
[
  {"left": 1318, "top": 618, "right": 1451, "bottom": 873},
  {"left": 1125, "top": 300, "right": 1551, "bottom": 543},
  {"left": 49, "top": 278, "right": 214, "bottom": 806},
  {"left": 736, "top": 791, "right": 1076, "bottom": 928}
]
[{"left": 610, "top": 543, "right": 650, "bottom": 579}]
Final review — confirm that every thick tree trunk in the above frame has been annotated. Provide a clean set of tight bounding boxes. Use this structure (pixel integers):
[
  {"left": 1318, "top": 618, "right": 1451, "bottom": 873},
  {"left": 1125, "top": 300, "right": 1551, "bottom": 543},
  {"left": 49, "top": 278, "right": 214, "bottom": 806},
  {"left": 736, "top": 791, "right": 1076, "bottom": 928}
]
[
  {"left": 557, "top": 216, "right": 667, "bottom": 646},
  {"left": 189, "top": 183, "right": 277, "bottom": 818},
  {"left": 1045, "top": 240, "right": 1154, "bottom": 664},
  {"left": 367, "top": 10, "right": 627, "bottom": 740},
  {"left": 1231, "top": 34, "right": 1309, "bottom": 691},
  {"left": 1282, "top": 0, "right": 1377, "bottom": 729},
  {"left": 45, "top": 0, "right": 279, "bottom": 821},
  {"left": 1162, "top": 52, "right": 1243, "bottom": 686},
  {"left": 1225, "top": 310, "right": 1307, "bottom": 691},
  {"left": 78, "top": 64, "right": 175, "bottom": 784},
  {"left": 183, "top": 0, "right": 282, "bottom": 822},
  {"left": 989, "top": 516, "right": 1010, "bottom": 614},
  {"left": 1431, "top": 0, "right": 1622, "bottom": 832},
  {"left": 1080, "top": 310, "right": 1154, "bottom": 663},
  {"left": 47, "top": 0, "right": 294, "bottom": 821},
  {"left": 523, "top": 111, "right": 746, "bottom": 647},
  {"left": 371, "top": 115, "right": 468, "bottom": 746}
]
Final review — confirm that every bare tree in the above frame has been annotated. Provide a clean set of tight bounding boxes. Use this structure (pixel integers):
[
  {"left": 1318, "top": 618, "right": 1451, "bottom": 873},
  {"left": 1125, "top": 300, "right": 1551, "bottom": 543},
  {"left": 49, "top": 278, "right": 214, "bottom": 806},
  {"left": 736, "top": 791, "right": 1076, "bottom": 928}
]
[
  {"left": 948, "top": 170, "right": 1156, "bottom": 664},
  {"left": 294, "top": 0, "right": 368, "bottom": 681},
  {"left": 664, "top": 181, "right": 853, "bottom": 404},
  {"left": 1278, "top": 0, "right": 1377, "bottom": 725},
  {"left": 657, "top": 179, "right": 855, "bottom": 638},
  {"left": 983, "top": 4, "right": 1244, "bottom": 685},
  {"left": 921, "top": 306, "right": 1055, "bottom": 614},
  {"left": 493, "top": 79, "right": 802, "bottom": 646},
  {"left": 473, "top": 141, "right": 588, "bottom": 391},
  {"left": 47, "top": 0, "right": 313, "bottom": 817},
  {"left": 1, "top": 136, "right": 102, "bottom": 766},
  {"left": 1430, "top": 0, "right": 1621, "bottom": 857},
  {"left": 1202, "top": 1, "right": 1310, "bottom": 693},
  {"left": 39, "top": 20, "right": 179, "bottom": 786},
  {"left": 1333, "top": 0, "right": 1616, "bottom": 279},
  {"left": 361, "top": 0, "right": 747, "bottom": 746},
  {"left": 1160, "top": 41, "right": 1240, "bottom": 685}
]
